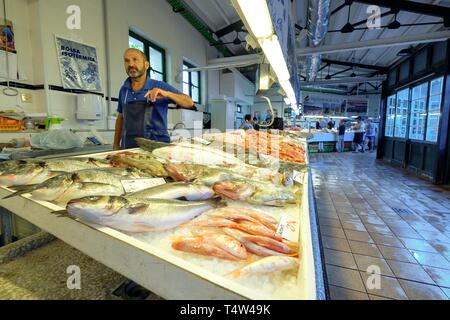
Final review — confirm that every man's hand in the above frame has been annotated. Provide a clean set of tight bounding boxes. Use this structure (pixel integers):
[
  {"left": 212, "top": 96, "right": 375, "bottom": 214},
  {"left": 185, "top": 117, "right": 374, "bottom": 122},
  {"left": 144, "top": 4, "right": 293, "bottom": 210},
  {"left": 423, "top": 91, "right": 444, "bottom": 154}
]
[
  {"left": 144, "top": 88, "right": 168, "bottom": 102},
  {"left": 113, "top": 144, "right": 121, "bottom": 151}
]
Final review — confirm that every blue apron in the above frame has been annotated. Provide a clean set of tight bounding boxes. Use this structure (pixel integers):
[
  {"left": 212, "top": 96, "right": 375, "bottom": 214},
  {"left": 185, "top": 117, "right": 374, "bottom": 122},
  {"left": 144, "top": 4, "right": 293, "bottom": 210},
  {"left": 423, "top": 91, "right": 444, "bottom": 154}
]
[{"left": 120, "top": 91, "right": 170, "bottom": 149}]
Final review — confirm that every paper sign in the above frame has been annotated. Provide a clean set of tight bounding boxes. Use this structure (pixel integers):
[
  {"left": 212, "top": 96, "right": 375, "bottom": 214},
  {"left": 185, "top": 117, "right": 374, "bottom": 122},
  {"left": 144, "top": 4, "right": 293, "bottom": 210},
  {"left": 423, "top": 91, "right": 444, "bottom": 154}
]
[
  {"left": 293, "top": 170, "right": 305, "bottom": 185},
  {"left": 192, "top": 137, "right": 211, "bottom": 145},
  {"left": 121, "top": 178, "right": 166, "bottom": 193},
  {"left": 276, "top": 214, "right": 300, "bottom": 242}
]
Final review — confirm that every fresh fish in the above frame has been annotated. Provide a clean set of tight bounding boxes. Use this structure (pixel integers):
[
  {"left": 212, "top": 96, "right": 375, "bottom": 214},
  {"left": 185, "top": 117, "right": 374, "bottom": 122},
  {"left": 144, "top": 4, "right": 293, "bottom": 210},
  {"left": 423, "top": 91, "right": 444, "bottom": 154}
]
[
  {"left": 213, "top": 179, "right": 298, "bottom": 206},
  {"left": 128, "top": 182, "right": 215, "bottom": 201},
  {"left": 207, "top": 209, "right": 273, "bottom": 230},
  {"left": 67, "top": 196, "right": 219, "bottom": 232},
  {"left": 164, "top": 163, "right": 209, "bottom": 182},
  {"left": 228, "top": 256, "right": 299, "bottom": 278},
  {"left": 233, "top": 221, "right": 283, "bottom": 241},
  {"left": 0, "top": 158, "right": 111, "bottom": 187},
  {"left": 151, "top": 142, "right": 244, "bottom": 166},
  {"left": 108, "top": 152, "right": 167, "bottom": 177},
  {"left": 4, "top": 168, "right": 142, "bottom": 200},
  {"left": 0, "top": 160, "right": 27, "bottom": 175},
  {"left": 172, "top": 233, "right": 247, "bottom": 260},
  {"left": 54, "top": 182, "right": 124, "bottom": 205},
  {"left": 223, "top": 228, "right": 289, "bottom": 257}
]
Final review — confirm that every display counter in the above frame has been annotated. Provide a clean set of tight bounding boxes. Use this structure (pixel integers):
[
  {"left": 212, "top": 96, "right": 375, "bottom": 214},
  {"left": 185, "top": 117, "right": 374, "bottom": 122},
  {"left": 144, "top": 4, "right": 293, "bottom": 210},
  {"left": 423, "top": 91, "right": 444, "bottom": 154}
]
[
  {"left": 307, "top": 132, "right": 355, "bottom": 153},
  {"left": 0, "top": 143, "right": 325, "bottom": 300}
]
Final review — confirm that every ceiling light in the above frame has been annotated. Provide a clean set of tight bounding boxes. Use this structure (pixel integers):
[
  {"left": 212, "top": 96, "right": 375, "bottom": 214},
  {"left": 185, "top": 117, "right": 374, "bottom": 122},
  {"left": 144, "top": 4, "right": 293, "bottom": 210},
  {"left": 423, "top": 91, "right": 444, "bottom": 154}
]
[{"left": 235, "top": 0, "right": 273, "bottom": 38}]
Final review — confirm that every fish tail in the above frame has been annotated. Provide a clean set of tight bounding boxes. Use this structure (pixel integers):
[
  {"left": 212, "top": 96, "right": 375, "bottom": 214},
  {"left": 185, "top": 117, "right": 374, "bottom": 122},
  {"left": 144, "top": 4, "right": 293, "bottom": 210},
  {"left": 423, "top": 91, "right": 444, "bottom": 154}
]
[
  {"left": 7, "top": 184, "right": 37, "bottom": 192},
  {"left": 51, "top": 210, "right": 71, "bottom": 217},
  {"left": 2, "top": 188, "right": 35, "bottom": 199}
]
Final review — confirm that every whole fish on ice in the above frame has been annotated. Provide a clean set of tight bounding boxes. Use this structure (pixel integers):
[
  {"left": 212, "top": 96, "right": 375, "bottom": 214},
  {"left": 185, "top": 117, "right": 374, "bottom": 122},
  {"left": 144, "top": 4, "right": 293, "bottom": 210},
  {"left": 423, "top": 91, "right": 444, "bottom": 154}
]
[
  {"left": 66, "top": 196, "right": 219, "bottom": 232},
  {"left": 128, "top": 182, "right": 215, "bottom": 201}
]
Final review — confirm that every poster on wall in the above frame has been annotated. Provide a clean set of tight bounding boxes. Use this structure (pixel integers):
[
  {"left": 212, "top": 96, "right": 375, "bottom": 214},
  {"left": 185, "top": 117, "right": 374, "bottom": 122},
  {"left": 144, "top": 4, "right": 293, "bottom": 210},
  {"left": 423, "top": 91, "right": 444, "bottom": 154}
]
[
  {"left": 302, "top": 92, "right": 347, "bottom": 116},
  {"left": 55, "top": 36, "right": 102, "bottom": 91},
  {"left": 0, "top": 18, "right": 16, "bottom": 53},
  {"left": 346, "top": 99, "right": 368, "bottom": 116}
]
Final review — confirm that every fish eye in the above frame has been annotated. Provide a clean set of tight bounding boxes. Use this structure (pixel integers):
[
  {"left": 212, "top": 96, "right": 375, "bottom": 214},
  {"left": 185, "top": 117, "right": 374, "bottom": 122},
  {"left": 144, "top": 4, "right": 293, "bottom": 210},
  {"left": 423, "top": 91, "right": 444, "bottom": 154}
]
[{"left": 88, "top": 196, "right": 100, "bottom": 201}]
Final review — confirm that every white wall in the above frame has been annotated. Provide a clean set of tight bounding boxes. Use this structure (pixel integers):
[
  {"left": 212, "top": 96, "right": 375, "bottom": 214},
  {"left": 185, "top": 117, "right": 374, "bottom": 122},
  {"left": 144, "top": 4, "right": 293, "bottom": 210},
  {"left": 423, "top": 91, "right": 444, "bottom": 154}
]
[{"left": 0, "top": 0, "right": 221, "bottom": 142}]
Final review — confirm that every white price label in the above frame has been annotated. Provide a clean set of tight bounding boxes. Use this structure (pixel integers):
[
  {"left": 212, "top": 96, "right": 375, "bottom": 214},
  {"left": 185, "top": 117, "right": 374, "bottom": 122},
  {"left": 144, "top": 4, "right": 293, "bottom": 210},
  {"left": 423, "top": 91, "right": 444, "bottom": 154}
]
[
  {"left": 192, "top": 137, "right": 211, "bottom": 145},
  {"left": 121, "top": 178, "right": 166, "bottom": 193},
  {"left": 293, "top": 170, "right": 305, "bottom": 185},
  {"left": 276, "top": 214, "right": 300, "bottom": 242}
]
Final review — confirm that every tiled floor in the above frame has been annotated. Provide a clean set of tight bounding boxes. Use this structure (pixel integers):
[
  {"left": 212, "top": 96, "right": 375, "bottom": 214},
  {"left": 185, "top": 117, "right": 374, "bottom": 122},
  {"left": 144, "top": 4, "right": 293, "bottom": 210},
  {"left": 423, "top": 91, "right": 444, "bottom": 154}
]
[{"left": 310, "top": 152, "right": 450, "bottom": 300}]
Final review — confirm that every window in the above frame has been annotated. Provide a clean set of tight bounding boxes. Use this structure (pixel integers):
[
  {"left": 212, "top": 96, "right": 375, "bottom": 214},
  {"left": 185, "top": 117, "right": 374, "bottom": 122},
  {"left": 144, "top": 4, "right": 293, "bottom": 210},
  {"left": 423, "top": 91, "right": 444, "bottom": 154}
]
[
  {"left": 129, "top": 31, "right": 166, "bottom": 82},
  {"left": 183, "top": 61, "right": 201, "bottom": 104},
  {"left": 394, "top": 89, "right": 410, "bottom": 138},
  {"left": 385, "top": 94, "right": 396, "bottom": 137},
  {"left": 409, "top": 82, "right": 428, "bottom": 140},
  {"left": 426, "top": 77, "right": 444, "bottom": 142}
]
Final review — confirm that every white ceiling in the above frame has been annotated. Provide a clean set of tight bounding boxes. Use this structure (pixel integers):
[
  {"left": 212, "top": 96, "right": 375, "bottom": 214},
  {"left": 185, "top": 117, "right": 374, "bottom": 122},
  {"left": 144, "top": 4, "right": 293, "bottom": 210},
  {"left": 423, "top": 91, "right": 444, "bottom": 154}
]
[{"left": 182, "top": 0, "right": 450, "bottom": 87}]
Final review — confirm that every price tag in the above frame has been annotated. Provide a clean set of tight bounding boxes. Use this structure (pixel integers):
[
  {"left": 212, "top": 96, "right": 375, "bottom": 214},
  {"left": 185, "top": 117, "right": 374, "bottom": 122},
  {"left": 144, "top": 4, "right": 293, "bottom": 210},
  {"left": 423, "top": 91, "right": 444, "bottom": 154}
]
[
  {"left": 192, "top": 137, "right": 211, "bottom": 145},
  {"left": 276, "top": 214, "right": 300, "bottom": 242},
  {"left": 293, "top": 170, "right": 305, "bottom": 185},
  {"left": 121, "top": 178, "right": 166, "bottom": 193}
]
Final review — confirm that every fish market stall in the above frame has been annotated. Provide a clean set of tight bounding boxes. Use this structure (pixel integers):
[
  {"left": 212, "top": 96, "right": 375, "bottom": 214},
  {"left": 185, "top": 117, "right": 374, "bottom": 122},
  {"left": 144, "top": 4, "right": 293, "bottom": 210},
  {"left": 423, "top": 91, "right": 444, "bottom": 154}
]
[
  {"left": 307, "top": 132, "right": 355, "bottom": 153},
  {"left": 0, "top": 139, "right": 325, "bottom": 300}
]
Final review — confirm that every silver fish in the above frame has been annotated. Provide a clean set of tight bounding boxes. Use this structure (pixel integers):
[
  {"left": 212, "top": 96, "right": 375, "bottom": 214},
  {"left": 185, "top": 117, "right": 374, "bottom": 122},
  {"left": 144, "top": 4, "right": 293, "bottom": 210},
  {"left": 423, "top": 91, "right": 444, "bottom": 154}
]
[
  {"left": 67, "top": 196, "right": 219, "bottom": 232},
  {"left": 128, "top": 182, "right": 215, "bottom": 201}
]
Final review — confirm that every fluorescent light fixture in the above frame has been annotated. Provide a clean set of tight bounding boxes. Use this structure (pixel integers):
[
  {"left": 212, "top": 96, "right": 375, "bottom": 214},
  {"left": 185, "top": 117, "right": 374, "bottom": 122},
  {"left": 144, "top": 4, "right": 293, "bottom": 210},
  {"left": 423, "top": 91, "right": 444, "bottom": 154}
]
[
  {"left": 284, "top": 97, "right": 291, "bottom": 105},
  {"left": 236, "top": 0, "right": 273, "bottom": 38},
  {"left": 260, "top": 35, "right": 290, "bottom": 82}
]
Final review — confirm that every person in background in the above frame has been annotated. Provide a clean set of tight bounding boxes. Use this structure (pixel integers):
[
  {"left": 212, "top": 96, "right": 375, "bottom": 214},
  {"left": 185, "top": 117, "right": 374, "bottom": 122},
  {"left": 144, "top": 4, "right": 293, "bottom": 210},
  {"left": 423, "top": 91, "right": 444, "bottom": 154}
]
[
  {"left": 337, "top": 119, "right": 346, "bottom": 152},
  {"left": 316, "top": 121, "right": 321, "bottom": 130},
  {"left": 240, "top": 114, "right": 254, "bottom": 131},
  {"left": 365, "top": 119, "right": 376, "bottom": 153},
  {"left": 352, "top": 116, "right": 366, "bottom": 153},
  {"left": 320, "top": 118, "right": 328, "bottom": 130},
  {"left": 328, "top": 118, "right": 335, "bottom": 130},
  {"left": 252, "top": 117, "right": 260, "bottom": 131}
]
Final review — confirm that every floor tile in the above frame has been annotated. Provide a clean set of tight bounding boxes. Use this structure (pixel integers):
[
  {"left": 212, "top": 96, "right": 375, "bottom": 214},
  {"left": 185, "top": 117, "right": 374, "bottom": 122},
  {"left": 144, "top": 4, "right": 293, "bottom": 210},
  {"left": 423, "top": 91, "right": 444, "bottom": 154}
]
[
  {"left": 386, "top": 260, "right": 435, "bottom": 285},
  {"left": 399, "top": 238, "right": 439, "bottom": 253},
  {"left": 344, "top": 230, "right": 374, "bottom": 243},
  {"left": 326, "top": 265, "right": 366, "bottom": 292},
  {"left": 398, "top": 280, "right": 448, "bottom": 300},
  {"left": 409, "top": 250, "right": 450, "bottom": 269},
  {"left": 360, "top": 273, "right": 409, "bottom": 300},
  {"left": 390, "top": 227, "right": 424, "bottom": 240},
  {"left": 377, "top": 245, "right": 417, "bottom": 264},
  {"left": 354, "top": 254, "right": 394, "bottom": 276},
  {"left": 369, "top": 233, "right": 404, "bottom": 248},
  {"left": 364, "top": 224, "right": 393, "bottom": 235},
  {"left": 321, "top": 236, "right": 351, "bottom": 253},
  {"left": 348, "top": 241, "right": 383, "bottom": 258},
  {"left": 341, "top": 221, "right": 367, "bottom": 232},
  {"left": 320, "top": 226, "right": 347, "bottom": 239},
  {"left": 319, "top": 218, "right": 342, "bottom": 228},
  {"left": 328, "top": 285, "right": 369, "bottom": 300},
  {"left": 323, "top": 249, "right": 358, "bottom": 270},
  {"left": 423, "top": 266, "right": 450, "bottom": 288}
]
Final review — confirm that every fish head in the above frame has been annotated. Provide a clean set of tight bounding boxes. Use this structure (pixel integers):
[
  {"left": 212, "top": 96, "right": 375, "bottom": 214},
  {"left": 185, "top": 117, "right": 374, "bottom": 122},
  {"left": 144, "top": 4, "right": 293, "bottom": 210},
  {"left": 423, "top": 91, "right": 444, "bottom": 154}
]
[
  {"left": 67, "top": 196, "right": 129, "bottom": 220},
  {"left": 0, "top": 163, "right": 46, "bottom": 186},
  {"left": 249, "top": 188, "right": 297, "bottom": 206}
]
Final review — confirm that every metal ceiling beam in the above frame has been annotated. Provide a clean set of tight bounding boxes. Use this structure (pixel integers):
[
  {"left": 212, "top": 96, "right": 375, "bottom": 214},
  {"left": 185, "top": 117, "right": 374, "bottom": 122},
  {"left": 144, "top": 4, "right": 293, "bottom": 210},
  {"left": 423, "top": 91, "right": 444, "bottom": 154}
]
[
  {"left": 296, "top": 30, "right": 450, "bottom": 56},
  {"left": 352, "top": 0, "right": 450, "bottom": 23},
  {"left": 322, "top": 58, "right": 387, "bottom": 71},
  {"left": 215, "top": 20, "right": 245, "bottom": 38},
  {"left": 300, "top": 75, "right": 387, "bottom": 86}
]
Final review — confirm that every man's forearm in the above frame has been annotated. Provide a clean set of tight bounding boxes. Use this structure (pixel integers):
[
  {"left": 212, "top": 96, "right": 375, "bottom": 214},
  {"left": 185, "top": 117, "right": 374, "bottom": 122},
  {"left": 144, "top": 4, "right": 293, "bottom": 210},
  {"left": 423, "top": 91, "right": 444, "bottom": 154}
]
[{"left": 166, "top": 92, "right": 194, "bottom": 108}]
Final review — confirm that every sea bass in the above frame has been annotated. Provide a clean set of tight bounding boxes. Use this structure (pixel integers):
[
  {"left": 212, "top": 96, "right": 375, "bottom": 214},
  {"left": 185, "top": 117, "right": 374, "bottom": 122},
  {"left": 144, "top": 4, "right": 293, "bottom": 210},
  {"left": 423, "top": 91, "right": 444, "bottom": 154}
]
[
  {"left": 108, "top": 152, "right": 167, "bottom": 177},
  {"left": 4, "top": 168, "right": 143, "bottom": 202},
  {"left": 128, "top": 182, "right": 215, "bottom": 201},
  {"left": 66, "top": 196, "right": 219, "bottom": 232}
]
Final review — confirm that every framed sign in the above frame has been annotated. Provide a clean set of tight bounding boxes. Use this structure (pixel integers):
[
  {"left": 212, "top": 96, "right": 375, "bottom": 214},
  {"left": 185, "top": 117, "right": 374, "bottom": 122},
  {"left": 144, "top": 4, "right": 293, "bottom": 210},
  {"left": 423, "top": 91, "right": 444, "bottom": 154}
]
[{"left": 55, "top": 36, "right": 102, "bottom": 91}]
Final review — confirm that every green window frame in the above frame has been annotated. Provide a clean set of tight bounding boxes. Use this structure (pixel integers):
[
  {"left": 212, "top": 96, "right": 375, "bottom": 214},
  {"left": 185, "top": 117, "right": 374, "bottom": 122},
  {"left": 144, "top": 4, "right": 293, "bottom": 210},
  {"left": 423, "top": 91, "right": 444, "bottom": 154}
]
[
  {"left": 129, "top": 31, "right": 166, "bottom": 82},
  {"left": 183, "top": 61, "right": 201, "bottom": 104}
]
